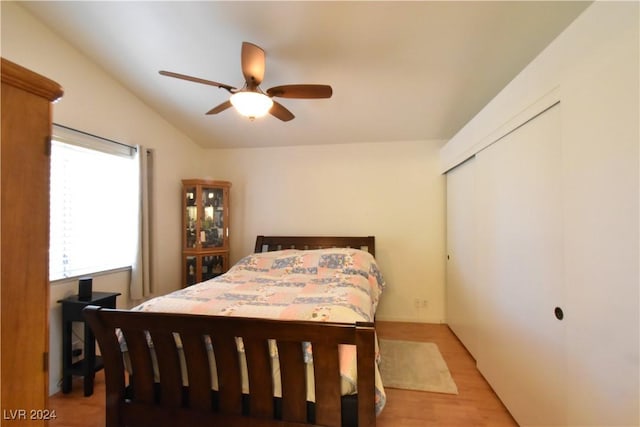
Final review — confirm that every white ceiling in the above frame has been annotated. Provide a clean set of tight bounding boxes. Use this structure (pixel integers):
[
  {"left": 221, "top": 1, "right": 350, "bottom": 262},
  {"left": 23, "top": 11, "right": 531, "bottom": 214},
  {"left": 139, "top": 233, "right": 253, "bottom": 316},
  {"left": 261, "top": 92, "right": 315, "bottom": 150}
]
[{"left": 22, "top": 1, "right": 590, "bottom": 149}]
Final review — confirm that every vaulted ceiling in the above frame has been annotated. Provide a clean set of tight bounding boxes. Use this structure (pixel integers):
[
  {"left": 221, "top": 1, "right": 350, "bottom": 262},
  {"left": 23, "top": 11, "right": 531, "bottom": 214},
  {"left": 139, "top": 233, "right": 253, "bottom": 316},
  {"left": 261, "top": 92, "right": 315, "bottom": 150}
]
[{"left": 22, "top": 1, "right": 591, "bottom": 149}]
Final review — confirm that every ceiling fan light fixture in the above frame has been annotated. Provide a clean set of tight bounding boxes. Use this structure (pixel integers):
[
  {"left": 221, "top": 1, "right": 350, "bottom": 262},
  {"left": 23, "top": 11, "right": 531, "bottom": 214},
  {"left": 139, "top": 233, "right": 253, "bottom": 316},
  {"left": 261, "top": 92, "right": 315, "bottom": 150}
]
[
  {"left": 160, "top": 41, "right": 332, "bottom": 122},
  {"left": 230, "top": 91, "right": 273, "bottom": 118}
]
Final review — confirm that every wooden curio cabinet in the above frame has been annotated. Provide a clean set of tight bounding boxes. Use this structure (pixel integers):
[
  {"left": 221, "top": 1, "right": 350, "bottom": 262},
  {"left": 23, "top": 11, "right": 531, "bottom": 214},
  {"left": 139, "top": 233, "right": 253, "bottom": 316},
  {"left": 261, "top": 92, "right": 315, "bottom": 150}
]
[{"left": 182, "top": 179, "right": 231, "bottom": 287}]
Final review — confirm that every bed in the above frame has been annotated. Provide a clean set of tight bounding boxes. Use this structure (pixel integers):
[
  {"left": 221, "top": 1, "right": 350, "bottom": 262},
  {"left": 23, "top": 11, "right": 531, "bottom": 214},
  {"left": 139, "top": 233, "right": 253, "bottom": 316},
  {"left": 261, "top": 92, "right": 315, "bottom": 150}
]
[{"left": 83, "top": 235, "right": 386, "bottom": 427}]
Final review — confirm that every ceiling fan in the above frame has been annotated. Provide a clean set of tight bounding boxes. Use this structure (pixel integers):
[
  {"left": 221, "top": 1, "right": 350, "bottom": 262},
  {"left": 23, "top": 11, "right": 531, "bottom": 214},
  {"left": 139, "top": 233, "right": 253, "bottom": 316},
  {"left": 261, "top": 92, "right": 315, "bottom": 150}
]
[{"left": 159, "top": 42, "right": 332, "bottom": 121}]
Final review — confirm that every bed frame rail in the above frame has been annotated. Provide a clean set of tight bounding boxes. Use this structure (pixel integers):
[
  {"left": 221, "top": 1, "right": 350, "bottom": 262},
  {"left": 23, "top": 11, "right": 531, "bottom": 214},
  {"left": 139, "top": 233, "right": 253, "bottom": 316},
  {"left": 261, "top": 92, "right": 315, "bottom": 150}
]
[
  {"left": 83, "top": 306, "right": 376, "bottom": 427},
  {"left": 254, "top": 236, "right": 375, "bottom": 257}
]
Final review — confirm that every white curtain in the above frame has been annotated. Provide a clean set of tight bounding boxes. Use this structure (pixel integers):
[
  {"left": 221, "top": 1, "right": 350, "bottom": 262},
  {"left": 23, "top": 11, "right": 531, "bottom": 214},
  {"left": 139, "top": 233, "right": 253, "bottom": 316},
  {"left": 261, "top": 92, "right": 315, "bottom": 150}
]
[{"left": 130, "top": 145, "right": 153, "bottom": 300}]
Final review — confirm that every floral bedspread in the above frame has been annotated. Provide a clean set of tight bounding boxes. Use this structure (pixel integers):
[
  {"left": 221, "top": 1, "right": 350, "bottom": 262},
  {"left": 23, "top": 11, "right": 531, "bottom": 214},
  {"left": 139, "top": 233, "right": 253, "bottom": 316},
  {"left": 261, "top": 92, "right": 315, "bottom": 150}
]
[{"left": 130, "top": 247, "right": 387, "bottom": 414}]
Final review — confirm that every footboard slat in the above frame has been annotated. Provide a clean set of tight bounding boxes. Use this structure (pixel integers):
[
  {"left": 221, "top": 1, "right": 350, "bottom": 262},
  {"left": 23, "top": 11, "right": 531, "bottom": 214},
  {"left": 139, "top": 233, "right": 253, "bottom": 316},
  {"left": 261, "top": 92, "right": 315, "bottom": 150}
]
[
  {"left": 211, "top": 334, "right": 243, "bottom": 415},
  {"left": 244, "top": 337, "right": 274, "bottom": 418},
  {"left": 312, "top": 343, "right": 342, "bottom": 427},
  {"left": 121, "top": 329, "right": 155, "bottom": 404},
  {"left": 355, "top": 325, "right": 376, "bottom": 427},
  {"left": 82, "top": 307, "right": 126, "bottom": 427},
  {"left": 278, "top": 341, "right": 307, "bottom": 423},
  {"left": 180, "top": 333, "right": 212, "bottom": 411},
  {"left": 148, "top": 331, "right": 183, "bottom": 408}
]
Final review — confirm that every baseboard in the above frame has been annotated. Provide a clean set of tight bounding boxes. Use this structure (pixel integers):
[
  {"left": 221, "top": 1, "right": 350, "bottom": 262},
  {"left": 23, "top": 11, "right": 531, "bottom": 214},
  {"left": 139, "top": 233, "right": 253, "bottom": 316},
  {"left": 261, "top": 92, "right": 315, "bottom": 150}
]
[{"left": 375, "top": 314, "right": 445, "bottom": 324}]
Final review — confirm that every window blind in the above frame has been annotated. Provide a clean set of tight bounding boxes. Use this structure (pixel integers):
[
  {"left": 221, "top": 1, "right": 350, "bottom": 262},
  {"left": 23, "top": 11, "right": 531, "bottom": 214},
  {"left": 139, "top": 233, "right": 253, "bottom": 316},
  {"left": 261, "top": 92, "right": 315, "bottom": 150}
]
[{"left": 49, "top": 125, "right": 138, "bottom": 281}]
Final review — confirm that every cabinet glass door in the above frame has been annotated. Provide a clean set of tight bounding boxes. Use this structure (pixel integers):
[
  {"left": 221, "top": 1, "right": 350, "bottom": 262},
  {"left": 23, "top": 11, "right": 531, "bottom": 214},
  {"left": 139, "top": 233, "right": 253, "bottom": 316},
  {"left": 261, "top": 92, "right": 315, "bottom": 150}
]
[
  {"left": 201, "top": 255, "right": 224, "bottom": 282},
  {"left": 185, "top": 256, "right": 197, "bottom": 286},
  {"left": 201, "top": 187, "right": 224, "bottom": 249},
  {"left": 184, "top": 186, "right": 197, "bottom": 249}
]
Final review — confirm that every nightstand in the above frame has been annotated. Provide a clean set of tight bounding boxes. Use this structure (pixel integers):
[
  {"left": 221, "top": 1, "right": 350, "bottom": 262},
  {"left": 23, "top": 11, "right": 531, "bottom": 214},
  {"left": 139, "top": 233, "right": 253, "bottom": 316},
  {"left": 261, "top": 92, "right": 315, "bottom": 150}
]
[{"left": 58, "top": 291, "right": 120, "bottom": 396}]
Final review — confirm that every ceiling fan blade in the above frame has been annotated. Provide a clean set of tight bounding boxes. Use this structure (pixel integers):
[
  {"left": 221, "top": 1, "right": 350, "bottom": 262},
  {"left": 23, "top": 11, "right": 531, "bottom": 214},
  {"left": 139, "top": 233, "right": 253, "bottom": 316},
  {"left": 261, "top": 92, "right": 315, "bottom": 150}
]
[
  {"left": 269, "top": 101, "right": 295, "bottom": 122},
  {"left": 241, "top": 42, "right": 265, "bottom": 87},
  {"left": 159, "top": 70, "right": 235, "bottom": 92},
  {"left": 267, "top": 84, "right": 333, "bottom": 99},
  {"left": 206, "top": 100, "right": 232, "bottom": 115}
]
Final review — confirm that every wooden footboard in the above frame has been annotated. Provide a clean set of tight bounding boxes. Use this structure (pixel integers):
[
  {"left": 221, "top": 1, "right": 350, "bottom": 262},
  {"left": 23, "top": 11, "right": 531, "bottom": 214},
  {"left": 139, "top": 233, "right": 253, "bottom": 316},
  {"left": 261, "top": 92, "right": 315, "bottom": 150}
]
[{"left": 83, "top": 306, "right": 376, "bottom": 427}]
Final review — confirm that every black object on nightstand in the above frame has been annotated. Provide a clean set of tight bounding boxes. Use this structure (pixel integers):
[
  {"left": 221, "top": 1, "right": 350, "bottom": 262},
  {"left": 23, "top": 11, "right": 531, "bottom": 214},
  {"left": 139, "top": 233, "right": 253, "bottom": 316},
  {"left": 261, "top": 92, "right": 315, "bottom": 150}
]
[{"left": 58, "top": 291, "right": 120, "bottom": 396}]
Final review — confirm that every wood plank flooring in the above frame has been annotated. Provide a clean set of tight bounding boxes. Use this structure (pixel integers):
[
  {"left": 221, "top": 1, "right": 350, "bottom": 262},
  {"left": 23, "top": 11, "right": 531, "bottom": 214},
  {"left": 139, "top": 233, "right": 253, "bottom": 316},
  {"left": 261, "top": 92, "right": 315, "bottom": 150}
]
[
  {"left": 48, "top": 322, "right": 517, "bottom": 426},
  {"left": 374, "top": 322, "right": 517, "bottom": 427}
]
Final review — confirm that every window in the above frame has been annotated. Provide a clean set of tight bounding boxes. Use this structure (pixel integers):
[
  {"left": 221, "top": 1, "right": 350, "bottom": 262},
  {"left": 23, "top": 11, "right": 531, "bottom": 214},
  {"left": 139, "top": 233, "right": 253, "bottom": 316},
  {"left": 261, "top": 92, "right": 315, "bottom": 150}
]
[{"left": 49, "top": 125, "right": 138, "bottom": 281}]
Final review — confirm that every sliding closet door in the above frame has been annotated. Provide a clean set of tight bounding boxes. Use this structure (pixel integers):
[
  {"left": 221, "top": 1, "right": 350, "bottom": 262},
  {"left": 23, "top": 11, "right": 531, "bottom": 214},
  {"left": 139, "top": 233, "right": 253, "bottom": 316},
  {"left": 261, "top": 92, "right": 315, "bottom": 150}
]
[
  {"left": 446, "top": 157, "right": 478, "bottom": 358},
  {"left": 475, "top": 104, "right": 566, "bottom": 426}
]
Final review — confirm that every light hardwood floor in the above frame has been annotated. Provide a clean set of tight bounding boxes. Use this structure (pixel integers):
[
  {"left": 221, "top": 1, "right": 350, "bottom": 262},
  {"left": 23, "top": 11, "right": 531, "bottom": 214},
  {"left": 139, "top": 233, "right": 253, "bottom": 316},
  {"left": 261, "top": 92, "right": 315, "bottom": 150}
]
[{"left": 48, "top": 322, "right": 517, "bottom": 426}]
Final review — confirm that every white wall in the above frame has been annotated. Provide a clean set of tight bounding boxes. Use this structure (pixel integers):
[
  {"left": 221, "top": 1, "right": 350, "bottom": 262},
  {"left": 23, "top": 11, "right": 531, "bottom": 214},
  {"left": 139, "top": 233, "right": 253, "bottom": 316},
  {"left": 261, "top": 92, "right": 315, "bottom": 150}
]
[
  {"left": 207, "top": 140, "right": 447, "bottom": 324},
  {"left": 1, "top": 2, "right": 208, "bottom": 395},
  {"left": 441, "top": 2, "right": 639, "bottom": 425}
]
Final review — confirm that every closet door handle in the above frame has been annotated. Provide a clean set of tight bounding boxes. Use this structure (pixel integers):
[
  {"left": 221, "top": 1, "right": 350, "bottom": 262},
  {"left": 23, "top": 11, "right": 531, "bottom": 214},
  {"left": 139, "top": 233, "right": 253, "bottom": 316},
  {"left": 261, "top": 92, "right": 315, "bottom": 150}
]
[{"left": 554, "top": 307, "right": 564, "bottom": 320}]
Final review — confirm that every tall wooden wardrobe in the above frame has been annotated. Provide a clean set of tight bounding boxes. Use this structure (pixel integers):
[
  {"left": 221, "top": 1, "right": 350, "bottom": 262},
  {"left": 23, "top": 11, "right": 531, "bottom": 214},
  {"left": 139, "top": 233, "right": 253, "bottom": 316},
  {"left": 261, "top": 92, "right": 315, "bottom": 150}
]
[{"left": 1, "top": 58, "right": 63, "bottom": 425}]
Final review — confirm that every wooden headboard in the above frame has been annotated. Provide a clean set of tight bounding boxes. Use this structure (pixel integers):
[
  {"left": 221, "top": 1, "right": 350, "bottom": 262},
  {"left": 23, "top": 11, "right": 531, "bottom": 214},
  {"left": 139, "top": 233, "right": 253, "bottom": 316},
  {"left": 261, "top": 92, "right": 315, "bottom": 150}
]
[{"left": 254, "top": 235, "right": 375, "bottom": 257}]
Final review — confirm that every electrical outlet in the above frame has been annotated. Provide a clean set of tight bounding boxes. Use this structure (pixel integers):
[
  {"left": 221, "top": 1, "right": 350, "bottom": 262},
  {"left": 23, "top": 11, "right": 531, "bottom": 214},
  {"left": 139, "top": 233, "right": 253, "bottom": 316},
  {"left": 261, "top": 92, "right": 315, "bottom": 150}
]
[{"left": 414, "top": 298, "right": 429, "bottom": 311}]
